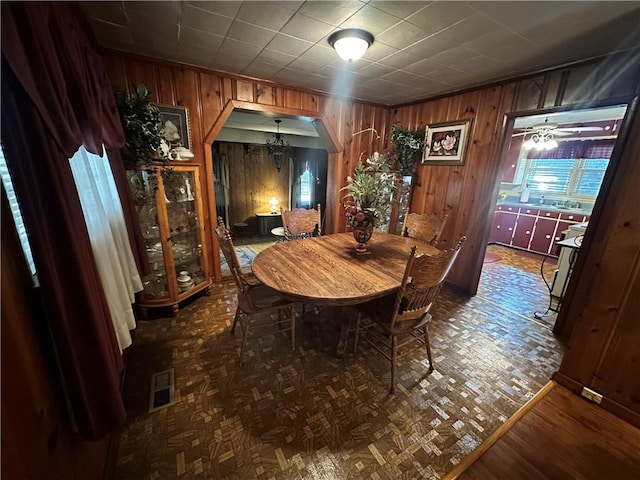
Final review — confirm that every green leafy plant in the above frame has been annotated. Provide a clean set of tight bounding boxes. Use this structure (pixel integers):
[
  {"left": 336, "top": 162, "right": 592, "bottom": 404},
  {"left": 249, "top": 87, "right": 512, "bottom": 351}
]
[
  {"left": 115, "top": 84, "right": 169, "bottom": 169},
  {"left": 342, "top": 152, "right": 397, "bottom": 227},
  {"left": 391, "top": 124, "right": 425, "bottom": 175}
]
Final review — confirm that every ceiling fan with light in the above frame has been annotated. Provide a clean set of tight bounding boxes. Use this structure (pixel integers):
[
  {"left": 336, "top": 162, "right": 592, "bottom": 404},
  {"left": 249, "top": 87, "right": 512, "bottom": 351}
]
[
  {"left": 513, "top": 118, "right": 604, "bottom": 150},
  {"left": 513, "top": 118, "right": 604, "bottom": 137}
]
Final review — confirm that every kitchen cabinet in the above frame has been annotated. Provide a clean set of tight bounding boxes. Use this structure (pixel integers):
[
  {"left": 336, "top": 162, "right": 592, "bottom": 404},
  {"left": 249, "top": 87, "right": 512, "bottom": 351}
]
[
  {"left": 512, "top": 213, "right": 536, "bottom": 249},
  {"left": 128, "top": 165, "right": 211, "bottom": 317},
  {"left": 529, "top": 217, "right": 558, "bottom": 254},
  {"left": 489, "top": 203, "right": 589, "bottom": 256},
  {"left": 489, "top": 208, "right": 518, "bottom": 245},
  {"left": 501, "top": 135, "right": 524, "bottom": 183}
]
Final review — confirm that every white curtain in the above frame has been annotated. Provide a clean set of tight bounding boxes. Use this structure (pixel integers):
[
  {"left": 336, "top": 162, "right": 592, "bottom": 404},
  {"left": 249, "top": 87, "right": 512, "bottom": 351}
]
[{"left": 69, "top": 145, "right": 142, "bottom": 351}]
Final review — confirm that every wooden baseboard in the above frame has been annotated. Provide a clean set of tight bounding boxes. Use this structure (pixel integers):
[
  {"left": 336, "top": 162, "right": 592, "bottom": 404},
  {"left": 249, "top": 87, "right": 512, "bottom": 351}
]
[
  {"left": 443, "top": 380, "right": 557, "bottom": 480},
  {"left": 552, "top": 372, "right": 640, "bottom": 428}
]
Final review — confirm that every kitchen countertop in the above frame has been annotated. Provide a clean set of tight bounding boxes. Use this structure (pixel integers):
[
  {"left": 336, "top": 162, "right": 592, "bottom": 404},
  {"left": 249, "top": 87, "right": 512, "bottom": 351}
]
[{"left": 497, "top": 201, "right": 591, "bottom": 215}]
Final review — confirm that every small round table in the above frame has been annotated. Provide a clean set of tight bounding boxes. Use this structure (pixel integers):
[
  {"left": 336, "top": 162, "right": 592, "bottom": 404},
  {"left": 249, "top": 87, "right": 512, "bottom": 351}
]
[{"left": 270, "top": 226, "right": 285, "bottom": 237}]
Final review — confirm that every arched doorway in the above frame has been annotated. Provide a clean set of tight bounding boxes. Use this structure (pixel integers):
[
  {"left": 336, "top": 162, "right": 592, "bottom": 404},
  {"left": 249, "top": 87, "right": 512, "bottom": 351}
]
[{"left": 203, "top": 100, "right": 342, "bottom": 281}]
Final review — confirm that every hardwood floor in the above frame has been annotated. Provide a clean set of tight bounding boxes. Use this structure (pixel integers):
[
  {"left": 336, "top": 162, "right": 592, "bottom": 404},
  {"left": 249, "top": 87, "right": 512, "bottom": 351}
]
[{"left": 452, "top": 382, "right": 640, "bottom": 479}]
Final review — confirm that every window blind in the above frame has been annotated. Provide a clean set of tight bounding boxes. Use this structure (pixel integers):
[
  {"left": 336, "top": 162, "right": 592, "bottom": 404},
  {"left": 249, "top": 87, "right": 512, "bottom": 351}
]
[
  {"left": 0, "top": 146, "right": 37, "bottom": 276},
  {"left": 524, "top": 139, "right": 614, "bottom": 197},
  {"left": 525, "top": 159, "right": 575, "bottom": 194}
]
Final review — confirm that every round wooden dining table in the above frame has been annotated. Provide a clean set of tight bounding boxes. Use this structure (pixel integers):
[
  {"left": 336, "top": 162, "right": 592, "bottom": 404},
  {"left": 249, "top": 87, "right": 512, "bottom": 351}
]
[{"left": 252, "top": 232, "right": 439, "bottom": 356}]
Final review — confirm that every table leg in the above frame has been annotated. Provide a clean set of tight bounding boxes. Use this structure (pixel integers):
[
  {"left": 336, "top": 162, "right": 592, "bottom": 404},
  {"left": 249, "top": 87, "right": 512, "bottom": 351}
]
[
  {"left": 336, "top": 307, "right": 351, "bottom": 358},
  {"left": 303, "top": 305, "right": 351, "bottom": 358}
]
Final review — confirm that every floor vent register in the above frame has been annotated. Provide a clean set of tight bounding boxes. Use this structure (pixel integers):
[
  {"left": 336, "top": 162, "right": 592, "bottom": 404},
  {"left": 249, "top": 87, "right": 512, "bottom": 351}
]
[{"left": 148, "top": 368, "right": 175, "bottom": 412}]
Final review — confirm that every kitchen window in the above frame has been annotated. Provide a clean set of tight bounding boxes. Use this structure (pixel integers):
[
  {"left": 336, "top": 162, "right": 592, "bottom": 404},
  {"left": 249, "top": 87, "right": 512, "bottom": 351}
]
[{"left": 522, "top": 140, "right": 614, "bottom": 198}]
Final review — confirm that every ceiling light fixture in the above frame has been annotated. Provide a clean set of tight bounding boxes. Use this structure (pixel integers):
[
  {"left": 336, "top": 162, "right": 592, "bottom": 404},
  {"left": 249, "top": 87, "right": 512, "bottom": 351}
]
[
  {"left": 523, "top": 129, "right": 558, "bottom": 151},
  {"left": 328, "top": 28, "right": 374, "bottom": 63},
  {"left": 266, "top": 119, "right": 290, "bottom": 172}
]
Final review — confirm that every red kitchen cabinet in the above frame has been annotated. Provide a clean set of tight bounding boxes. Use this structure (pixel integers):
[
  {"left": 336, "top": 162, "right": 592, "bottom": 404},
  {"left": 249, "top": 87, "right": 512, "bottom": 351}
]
[
  {"left": 512, "top": 214, "right": 536, "bottom": 249},
  {"left": 530, "top": 217, "right": 558, "bottom": 254},
  {"left": 489, "top": 211, "right": 503, "bottom": 243},
  {"left": 493, "top": 211, "right": 518, "bottom": 245},
  {"left": 490, "top": 204, "right": 590, "bottom": 256},
  {"left": 538, "top": 209, "right": 561, "bottom": 220},
  {"left": 559, "top": 212, "right": 585, "bottom": 222},
  {"left": 501, "top": 136, "right": 524, "bottom": 183}
]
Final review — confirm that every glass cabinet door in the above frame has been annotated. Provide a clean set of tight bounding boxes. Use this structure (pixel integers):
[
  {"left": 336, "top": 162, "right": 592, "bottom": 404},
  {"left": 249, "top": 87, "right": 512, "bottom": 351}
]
[
  {"left": 162, "top": 169, "right": 205, "bottom": 295},
  {"left": 394, "top": 175, "right": 413, "bottom": 235},
  {"left": 128, "top": 169, "right": 170, "bottom": 301},
  {"left": 373, "top": 173, "right": 413, "bottom": 234}
]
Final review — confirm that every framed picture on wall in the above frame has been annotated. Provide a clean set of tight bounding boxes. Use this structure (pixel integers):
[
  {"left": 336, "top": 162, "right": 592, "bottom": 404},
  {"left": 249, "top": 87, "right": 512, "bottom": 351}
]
[
  {"left": 422, "top": 119, "right": 472, "bottom": 166},
  {"left": 155, "top": 104, "right": 191, "bottom": 152}
]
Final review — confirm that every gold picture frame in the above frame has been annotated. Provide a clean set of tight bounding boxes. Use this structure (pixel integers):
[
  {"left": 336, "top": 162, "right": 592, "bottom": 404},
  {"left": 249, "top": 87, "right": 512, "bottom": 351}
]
[{"left": 422, "top": 119, "right": 472, "bottom": 166}]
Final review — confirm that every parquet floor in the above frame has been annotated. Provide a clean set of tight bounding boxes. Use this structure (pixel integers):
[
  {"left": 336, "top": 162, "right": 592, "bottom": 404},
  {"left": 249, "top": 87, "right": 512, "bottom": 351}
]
[{"left": 116, "top": 244, "right": 563, "bottom": 479}]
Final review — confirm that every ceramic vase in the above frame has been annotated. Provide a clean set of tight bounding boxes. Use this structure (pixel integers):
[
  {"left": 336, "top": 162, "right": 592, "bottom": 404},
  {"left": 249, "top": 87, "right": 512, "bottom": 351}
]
[{"left": 351, "top": 209, "right": 374, "bottom": 254}]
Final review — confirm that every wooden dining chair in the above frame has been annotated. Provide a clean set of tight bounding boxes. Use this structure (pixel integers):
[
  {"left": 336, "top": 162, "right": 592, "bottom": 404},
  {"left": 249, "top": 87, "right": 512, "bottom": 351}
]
[
  {"left": 401, "top": 208, "right": 451, "bottom": 246},
  {"left": 214, "top": 217, "right": 296, "bottom": 365},
  {"left": 353, "top": 235, "right": 466, "bottom": 393},
  {"left": 280, "top": 204, "right": 322, "bottom": 241},
  {"left": 279, "top": 204, "right": 323, "bottom": 317}
]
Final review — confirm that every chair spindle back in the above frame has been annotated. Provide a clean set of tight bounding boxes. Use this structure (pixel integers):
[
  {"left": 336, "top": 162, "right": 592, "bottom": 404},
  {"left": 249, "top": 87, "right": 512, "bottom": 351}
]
[
  {"left": 214, "top": 216, "right": 251, "bottom": 293},
  {"left": 402, "top": 209, "right": 450, "bottom": 246},
  {"left": 391, "top": 235, "right": 466, "bottom": 330},
  {"left": 280, "top": 204, "right": 322, "bottom": 240}
]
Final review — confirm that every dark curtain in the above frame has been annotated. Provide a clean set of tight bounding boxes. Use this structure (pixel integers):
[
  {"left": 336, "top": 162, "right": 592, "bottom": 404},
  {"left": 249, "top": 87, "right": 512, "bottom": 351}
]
[
  {"left": 1, "top": 1, "right": 148, "bottom": 276},
  {"left": 213, "top": 147, "right": 230, "bottom": 226},
  {"left": 1, "top": 2, "right": 146, "bottom": 439},
  {"left": 291, "top": 148, "right": 328, "bottom": 220}
]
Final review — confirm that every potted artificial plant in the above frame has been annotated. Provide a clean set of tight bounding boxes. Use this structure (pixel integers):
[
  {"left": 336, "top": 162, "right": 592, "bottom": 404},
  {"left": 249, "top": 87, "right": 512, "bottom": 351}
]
[
  {"left": 390, "top": 124, "right": 425, "bottom": 175},
  {"left": 115, "top": 84, "right": 172, "bottom": 202},
  {"left": 115, "top": 84, "right": 170, "bottom": 170},
  {"left": 342, "top": 152, "right": 397, "bottom": 253}
]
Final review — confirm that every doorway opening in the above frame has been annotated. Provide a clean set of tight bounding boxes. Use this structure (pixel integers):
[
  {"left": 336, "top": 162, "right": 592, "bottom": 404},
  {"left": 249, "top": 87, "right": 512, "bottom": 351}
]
[
  {"left": 481, "top": 103, "right": 628, "bottom": 328},
  {"left": 203, "top": 101, "right": 341, "bottom": 281}
]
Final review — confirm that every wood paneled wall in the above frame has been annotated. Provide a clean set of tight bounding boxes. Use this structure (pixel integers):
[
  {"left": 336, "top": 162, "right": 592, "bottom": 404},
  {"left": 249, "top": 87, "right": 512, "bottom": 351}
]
[
  {"left": 217, "top": 142, "right": 290, "bottom": 231},
  {"left": 553, "top": 105, "right": 640, "bottom": 427},
  {"left": 391, "top": 48, "right": 640, "bottom": 293}
]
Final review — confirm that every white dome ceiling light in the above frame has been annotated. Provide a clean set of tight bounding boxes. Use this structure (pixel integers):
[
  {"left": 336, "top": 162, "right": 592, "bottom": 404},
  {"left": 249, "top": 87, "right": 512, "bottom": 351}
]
[{"left": 328, "top": 28, "right": 374, "bottom": 63}]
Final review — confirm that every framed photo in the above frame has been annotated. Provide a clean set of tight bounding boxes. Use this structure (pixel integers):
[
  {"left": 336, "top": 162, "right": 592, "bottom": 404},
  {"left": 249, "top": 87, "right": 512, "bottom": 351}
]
[
  {"left": 422, "top": 119, "right": 472, "bottom": 166},
  {"left": 156, "top": 104, "right": 191, "bottom": 152}
]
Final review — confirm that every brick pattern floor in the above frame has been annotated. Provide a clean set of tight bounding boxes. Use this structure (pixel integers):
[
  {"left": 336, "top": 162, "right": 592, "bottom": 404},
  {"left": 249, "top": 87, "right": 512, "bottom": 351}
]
[{"left": 116, "top": 244, "right": 563, "bottom": 479}]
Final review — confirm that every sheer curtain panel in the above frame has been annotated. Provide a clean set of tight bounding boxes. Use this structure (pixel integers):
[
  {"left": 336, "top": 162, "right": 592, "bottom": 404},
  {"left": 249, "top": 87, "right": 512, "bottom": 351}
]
[{"left": 70, "top": 146, "right": 143, "bottom": 350}]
